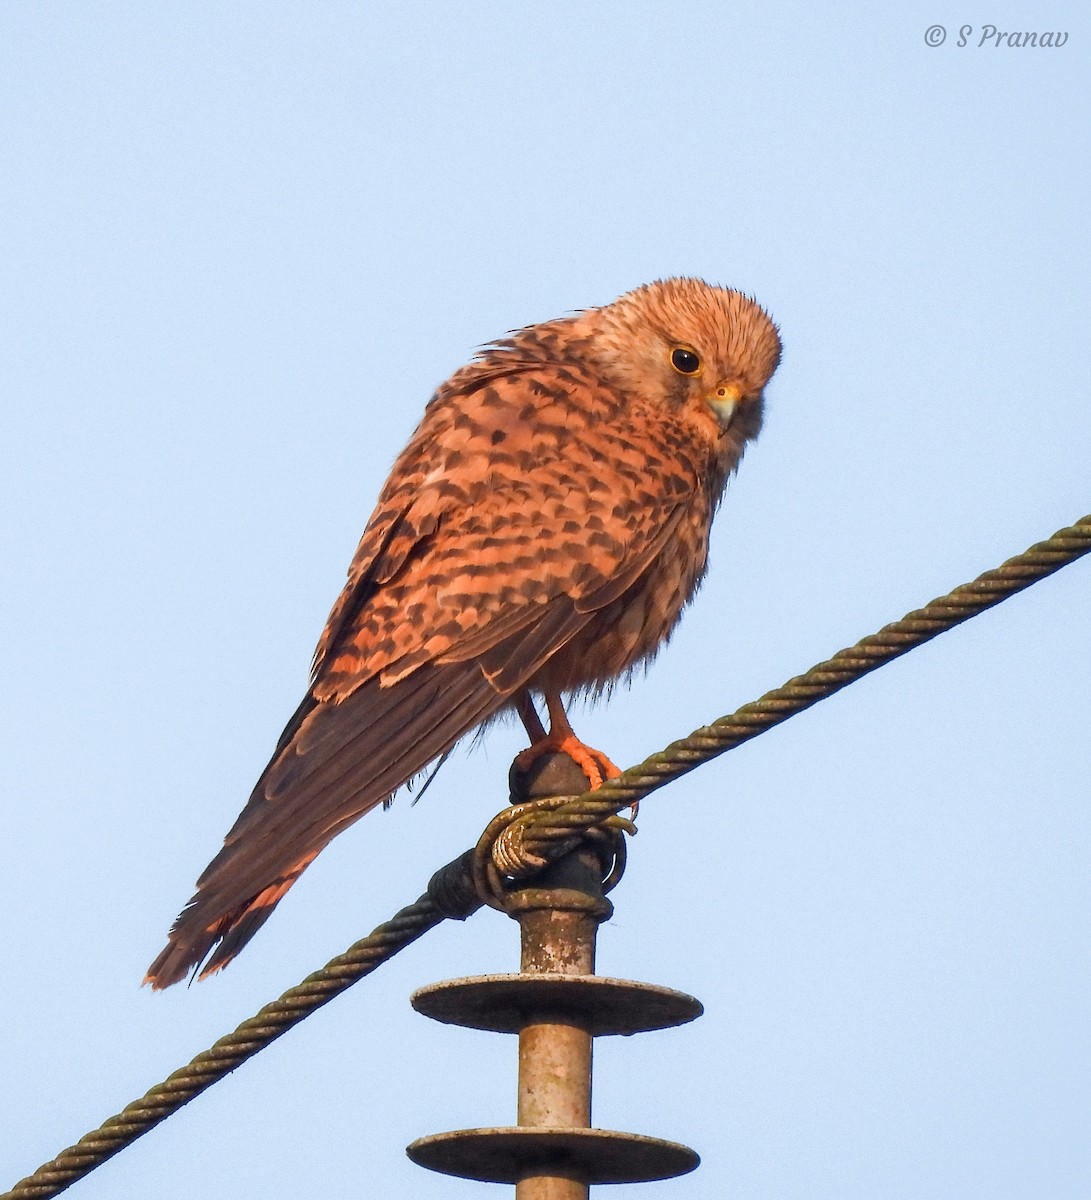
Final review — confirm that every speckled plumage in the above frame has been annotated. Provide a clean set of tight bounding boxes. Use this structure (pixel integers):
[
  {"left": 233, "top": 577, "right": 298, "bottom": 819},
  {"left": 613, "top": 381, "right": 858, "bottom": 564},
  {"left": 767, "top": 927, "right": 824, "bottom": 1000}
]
[{"left": 146, "top": 278, "right": 781, "bottom": 988}]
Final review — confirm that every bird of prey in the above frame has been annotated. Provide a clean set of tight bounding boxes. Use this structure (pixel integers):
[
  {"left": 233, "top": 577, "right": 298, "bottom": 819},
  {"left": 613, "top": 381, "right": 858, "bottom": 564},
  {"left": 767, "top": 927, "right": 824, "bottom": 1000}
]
[{"left": 146, "top": 278, "right": 781, "bottom": 989}]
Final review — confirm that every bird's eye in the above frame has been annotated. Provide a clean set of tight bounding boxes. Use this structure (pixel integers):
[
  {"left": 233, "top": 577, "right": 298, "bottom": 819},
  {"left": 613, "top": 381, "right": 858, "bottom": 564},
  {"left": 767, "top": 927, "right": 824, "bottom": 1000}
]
[{"left": 670, "top": 347, "right": 702, "bottom": 376}]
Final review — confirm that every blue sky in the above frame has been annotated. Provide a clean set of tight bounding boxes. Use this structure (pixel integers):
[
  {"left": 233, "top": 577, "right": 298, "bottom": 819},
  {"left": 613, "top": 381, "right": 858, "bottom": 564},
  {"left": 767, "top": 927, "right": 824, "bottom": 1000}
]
[{"left": 2, "top": 4, "right": 1089, "bottom": 1198}]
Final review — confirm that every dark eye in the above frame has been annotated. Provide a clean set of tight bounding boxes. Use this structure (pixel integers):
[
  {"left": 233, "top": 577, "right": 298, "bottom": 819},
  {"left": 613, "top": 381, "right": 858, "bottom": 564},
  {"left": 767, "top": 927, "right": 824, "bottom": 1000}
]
[{"left": 670, "top": 347, "right": 701, "bottom": 375}]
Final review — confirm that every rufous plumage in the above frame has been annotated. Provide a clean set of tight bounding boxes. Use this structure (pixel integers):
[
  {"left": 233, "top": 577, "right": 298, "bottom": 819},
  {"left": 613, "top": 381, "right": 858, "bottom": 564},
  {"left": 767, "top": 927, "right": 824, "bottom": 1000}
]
[{"left": 146, "top": 278, "right": 781, "bottom": 988}]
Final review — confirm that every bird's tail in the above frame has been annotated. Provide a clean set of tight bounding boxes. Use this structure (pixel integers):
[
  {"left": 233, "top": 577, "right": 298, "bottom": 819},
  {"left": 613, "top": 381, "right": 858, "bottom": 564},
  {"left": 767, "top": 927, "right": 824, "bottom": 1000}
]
[{"left": 143, "top": 850, "right": 318, "bottom": 990}]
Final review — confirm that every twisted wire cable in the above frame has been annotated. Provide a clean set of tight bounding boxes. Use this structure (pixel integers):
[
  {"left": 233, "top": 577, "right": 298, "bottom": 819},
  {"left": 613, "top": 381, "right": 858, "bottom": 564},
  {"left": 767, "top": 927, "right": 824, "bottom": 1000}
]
[
  {"left": 4, "top": 512, "right": 1088, "bottom": 1200},
  {"left": 1, "top": 890, "right": 463, "bottom": 1200},
  {"left": 515, "top": 513, "right": 1091, "bottom": 856}
]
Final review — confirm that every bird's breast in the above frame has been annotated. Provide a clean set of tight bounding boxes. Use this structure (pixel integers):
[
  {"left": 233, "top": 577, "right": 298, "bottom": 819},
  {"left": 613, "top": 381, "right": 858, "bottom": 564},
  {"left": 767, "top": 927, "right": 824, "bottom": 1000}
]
[{"left": 531, "top": 493, "right": 715, "bottom": 696}]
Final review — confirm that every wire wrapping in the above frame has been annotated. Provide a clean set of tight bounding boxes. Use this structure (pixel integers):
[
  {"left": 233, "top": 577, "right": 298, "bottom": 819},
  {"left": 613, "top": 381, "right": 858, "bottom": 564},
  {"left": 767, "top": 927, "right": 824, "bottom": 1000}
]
[{"left": 4, "top": 512, "right": 1088, "bottom": 1200}]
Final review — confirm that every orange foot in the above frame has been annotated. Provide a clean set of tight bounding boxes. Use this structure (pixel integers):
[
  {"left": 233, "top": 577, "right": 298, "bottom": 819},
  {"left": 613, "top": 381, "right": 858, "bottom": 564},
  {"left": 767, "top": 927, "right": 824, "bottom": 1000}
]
[{"left": 514, "top": 731, "right": 623, "bottom": 791}]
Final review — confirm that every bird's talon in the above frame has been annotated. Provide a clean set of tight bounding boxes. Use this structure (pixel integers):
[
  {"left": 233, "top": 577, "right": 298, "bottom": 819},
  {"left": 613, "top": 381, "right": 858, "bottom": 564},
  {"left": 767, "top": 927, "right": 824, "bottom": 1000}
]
[{"left": 515, "top": 731, "right": 621, "bottom": 792}]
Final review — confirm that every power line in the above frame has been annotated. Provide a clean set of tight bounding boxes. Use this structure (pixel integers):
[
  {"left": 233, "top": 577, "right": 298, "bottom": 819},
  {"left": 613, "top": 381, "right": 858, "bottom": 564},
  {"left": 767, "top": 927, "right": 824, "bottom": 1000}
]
[{"left": 4, "top": 512, "right": 1088, "bottom": 1200}]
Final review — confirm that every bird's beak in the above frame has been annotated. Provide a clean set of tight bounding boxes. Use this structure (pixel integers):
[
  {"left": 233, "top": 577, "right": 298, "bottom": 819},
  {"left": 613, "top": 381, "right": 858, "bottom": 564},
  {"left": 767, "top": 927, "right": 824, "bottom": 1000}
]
[{"left": 707, "top": 383, "right": 743, "bottom": 431}]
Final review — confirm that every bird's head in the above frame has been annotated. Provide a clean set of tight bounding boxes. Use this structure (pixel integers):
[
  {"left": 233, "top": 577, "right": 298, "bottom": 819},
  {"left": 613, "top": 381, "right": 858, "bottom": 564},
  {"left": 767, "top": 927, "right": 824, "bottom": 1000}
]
[{"left": 576, "top": 277, "right": 782, "bottom": 464}]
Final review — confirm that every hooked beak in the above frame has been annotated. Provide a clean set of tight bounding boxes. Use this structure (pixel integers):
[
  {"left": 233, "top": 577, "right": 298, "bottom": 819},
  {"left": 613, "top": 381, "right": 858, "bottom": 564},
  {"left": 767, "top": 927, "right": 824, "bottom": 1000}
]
[{"left": 707, "top": 382, "right": 743, "bottom": 431}]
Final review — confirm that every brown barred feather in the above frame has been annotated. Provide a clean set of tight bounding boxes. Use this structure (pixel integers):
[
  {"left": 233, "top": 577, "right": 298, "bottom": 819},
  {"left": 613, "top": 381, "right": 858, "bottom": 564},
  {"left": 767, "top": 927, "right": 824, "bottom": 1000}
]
[{"left": 145, "top": 278, "right": 781, "bottom": 988}]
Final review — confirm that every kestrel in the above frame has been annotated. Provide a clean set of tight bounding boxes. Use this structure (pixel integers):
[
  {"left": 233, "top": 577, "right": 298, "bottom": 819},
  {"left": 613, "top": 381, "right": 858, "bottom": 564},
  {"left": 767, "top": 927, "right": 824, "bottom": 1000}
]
[{"left": 146, "top": 278, "right": 781, "bottom": 988}]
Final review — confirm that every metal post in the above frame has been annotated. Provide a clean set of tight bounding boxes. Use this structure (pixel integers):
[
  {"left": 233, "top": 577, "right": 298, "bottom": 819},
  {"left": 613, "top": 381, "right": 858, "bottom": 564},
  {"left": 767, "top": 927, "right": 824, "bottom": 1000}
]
[
  {"left": 511, "top": 771, "right": 611, "bottom": 1200},
  {"left": 408, "top": 753, "right": 702, "bottom": 1193}
]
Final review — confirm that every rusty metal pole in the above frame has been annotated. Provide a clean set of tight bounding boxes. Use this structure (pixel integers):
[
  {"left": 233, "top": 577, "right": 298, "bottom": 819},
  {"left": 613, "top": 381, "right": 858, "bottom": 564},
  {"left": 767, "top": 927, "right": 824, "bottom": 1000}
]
[
  {"left": 509, "top": 787, "right": 612, "bottom": 1200},
  {"left": 408, "top": 752, "right": 702, "bottom": 1193}
]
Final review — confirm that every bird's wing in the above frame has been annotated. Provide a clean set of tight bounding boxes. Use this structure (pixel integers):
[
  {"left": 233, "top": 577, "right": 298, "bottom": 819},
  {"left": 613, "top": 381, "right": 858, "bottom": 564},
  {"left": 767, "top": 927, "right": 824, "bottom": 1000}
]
[{"left": 146, "top": 361, "right": 697, "bottom": 986}]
